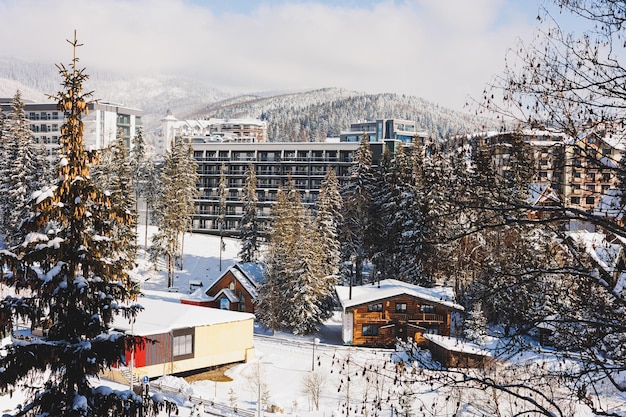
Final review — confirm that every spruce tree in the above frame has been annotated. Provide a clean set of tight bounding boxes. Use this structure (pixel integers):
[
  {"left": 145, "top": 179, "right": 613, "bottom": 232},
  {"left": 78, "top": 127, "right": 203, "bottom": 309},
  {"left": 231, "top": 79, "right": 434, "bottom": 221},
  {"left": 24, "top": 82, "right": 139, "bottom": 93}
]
[
  {"left": 258, "top": 179, "right": 330, "bottom": 334},
  {"left": 150, "top": 139, "right": 198, "bottom": 287},
  {"left": 129, "top": 127, "right": 147, "bottom": 218},
  {"left": 218, "top": 162, "right": 227, "bottom": 270},
  {"left": 340, "top": 135, "right": 375, "bottom": 285},
  {"left": 0, "top": 90, "right": 50, "bottom": 247},
  {"left": 0, "top": 36, "right": 176, "bottom": 417},
  {"left": 238, "top": 163, "right": 260, "bottom": 262}
]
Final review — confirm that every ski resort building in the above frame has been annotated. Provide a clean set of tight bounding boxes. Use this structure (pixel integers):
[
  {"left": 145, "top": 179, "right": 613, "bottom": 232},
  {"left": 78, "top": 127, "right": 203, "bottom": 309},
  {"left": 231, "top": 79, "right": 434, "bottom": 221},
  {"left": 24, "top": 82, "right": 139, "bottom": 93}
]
[
  {"left": 157, "top": 112, "right": 268, "bottom": 156},
  {"left": 0, "top": 98, "right": 143, "bottom": 156},
  {"left": 189, "top": 139, "right": 402, "bottom": 235},
  {"left": 335, "top": 279, "right": 463, "bottom": 348},
  {"left": 340, "top": 118, "right": 428, "bottom": 145}
]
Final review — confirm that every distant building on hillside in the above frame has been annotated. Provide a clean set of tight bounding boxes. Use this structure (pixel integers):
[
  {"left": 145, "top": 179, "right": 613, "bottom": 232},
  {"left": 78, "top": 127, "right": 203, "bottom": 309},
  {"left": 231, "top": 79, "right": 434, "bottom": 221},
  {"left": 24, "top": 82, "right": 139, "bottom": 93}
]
[
  {"left": 0, "top": 98, "right": 143, "bottom": 156},
  {"left": 340, "top": 118, "right": 428, "bottom": 145},
  {"left": 157, "top": 111, "right": 268, "bottom": 156}
]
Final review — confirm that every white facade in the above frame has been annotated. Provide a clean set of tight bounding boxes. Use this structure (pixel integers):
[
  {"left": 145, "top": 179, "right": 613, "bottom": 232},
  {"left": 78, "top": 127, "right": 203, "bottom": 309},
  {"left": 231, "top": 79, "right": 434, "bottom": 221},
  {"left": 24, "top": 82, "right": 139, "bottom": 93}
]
[{"left": 0, "top": 98, "right": 143, "bottom": 155}]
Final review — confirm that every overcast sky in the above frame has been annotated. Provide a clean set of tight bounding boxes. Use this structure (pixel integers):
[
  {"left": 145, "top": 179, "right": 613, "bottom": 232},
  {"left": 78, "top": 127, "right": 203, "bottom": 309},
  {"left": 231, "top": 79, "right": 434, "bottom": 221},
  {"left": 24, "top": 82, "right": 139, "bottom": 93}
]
[{"left": 0, "top": 0, "right": 546, "bottom": 111}]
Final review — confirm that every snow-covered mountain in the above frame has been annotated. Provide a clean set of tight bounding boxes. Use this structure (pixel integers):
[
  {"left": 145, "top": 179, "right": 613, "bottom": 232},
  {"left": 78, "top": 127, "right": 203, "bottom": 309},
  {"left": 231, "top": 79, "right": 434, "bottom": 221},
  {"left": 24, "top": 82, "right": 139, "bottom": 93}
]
[{"left": 0, "top": 57, "right": 492, "bottom": 140}]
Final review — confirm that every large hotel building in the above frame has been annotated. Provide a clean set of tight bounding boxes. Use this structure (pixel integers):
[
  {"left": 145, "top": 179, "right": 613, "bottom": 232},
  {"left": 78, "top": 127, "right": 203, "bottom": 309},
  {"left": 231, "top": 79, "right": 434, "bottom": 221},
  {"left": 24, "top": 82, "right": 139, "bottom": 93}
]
[
  {"left": 0, "top": 98, "right": 143, "bottom": 155},
  {"left": 158, "top": 114, "right": 429, "bottom": 235}
]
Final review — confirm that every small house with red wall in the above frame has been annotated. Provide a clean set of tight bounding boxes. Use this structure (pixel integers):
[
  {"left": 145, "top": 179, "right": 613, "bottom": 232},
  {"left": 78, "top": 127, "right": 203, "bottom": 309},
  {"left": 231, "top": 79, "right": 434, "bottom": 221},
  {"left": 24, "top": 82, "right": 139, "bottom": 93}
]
[
  {"left": 105, "top": 297, "right": 255, "bottom": 383},
  {"left": 335, "top": 279, "right": 464, "bottom": 348},
  {"left": 180, "top": 262, "right": 265, "bottom": 313}
]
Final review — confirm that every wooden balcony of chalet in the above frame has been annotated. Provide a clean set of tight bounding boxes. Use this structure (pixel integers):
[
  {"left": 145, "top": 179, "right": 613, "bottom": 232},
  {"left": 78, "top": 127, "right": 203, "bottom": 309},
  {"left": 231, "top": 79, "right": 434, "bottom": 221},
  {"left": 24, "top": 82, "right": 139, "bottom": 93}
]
[{"left": 360, "top": 311, "right": 445, "bottom": 324}]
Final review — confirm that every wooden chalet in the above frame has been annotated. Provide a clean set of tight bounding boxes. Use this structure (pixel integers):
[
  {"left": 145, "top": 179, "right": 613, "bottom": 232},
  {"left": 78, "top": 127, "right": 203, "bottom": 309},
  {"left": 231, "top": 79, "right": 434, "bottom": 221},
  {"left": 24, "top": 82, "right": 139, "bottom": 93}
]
[
  {"left": 180, "top": 262, "right": 265, "bottom": 313},
  {"left": 335, "top": 279, "right": 464, "bottom": 348}
]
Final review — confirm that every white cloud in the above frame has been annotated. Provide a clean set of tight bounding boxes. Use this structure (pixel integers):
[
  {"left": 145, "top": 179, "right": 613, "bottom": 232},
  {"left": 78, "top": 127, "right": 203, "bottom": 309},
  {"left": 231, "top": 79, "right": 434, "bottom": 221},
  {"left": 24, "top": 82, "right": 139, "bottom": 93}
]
[{"left": 0, "top": 0, "right": 538, "bottom": 110}]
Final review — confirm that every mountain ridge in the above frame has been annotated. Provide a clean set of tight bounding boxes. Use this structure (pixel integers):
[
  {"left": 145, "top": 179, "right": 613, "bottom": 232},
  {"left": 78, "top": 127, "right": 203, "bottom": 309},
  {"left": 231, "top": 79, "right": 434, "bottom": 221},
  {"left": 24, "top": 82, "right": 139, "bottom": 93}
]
[{"left": 0, "top": 57, "right": 491, "bottom": 141}]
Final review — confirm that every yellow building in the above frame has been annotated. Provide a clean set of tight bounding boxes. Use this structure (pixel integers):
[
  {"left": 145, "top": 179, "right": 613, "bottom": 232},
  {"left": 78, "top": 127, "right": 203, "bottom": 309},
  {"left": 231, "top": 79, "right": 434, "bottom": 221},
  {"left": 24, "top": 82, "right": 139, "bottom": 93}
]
[{"left": 106, "top": 297, "right": 255, "bottom": 383}]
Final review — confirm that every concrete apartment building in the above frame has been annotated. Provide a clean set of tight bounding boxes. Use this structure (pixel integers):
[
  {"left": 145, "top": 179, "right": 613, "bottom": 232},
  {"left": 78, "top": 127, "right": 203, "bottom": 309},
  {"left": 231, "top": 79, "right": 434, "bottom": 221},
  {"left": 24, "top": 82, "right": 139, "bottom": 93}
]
[
  {"left": 0, "top": 98, "right": 143, "bottom": 155},
  {"left": 477, "top": 128, "right": 624, "bottom": 219},
  {"left": 161, "top": 115, "right": 426, "bottom": 235}
]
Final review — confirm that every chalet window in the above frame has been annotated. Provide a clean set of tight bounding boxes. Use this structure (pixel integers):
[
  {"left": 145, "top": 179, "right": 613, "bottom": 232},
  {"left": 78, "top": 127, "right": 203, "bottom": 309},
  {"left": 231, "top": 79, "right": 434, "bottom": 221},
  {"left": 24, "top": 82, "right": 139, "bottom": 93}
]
[
  {"left": 362, "top": 324, "right": 379, "bottom": 336},
  {"left": 420, "top": 305, "right": 435, "bottom": 313},
  {"left": 395, "top": 303, "right": 407, "bottom": 313},
  {"left": 423, "top": 325, "right": 439, "bottom": 335},
  {"left": 172, "top": 328, "right": 194, "bottom": 359},
  {"left": 367, "top": 303, "right": 383, "bottom": 312}
]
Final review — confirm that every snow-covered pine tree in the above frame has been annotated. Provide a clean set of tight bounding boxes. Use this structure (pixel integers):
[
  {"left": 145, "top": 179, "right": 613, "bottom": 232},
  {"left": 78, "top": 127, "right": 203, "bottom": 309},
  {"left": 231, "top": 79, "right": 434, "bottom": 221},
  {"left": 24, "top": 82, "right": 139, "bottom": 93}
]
[
  {"left": 258, "top": 179, "right": 329, "bottom": 334},
  {"left": 218, "top": 162, "right": 227, "bottom": 269},
  {"left": 312, "top": 168, "right": 343, "bottom": 318},
  {"left": 367, "top": 145, "right": 394, "bottom": 281},
  {"left": 0, "top": 36, "right": 176, "bottom": 417},
  {"left": 464, "top": 301, "right": 487, "bottom": 344},
  {"left": 257, "top": 186, "right": 293, "bottom": 331},
  {"left": 129, "top": 126, "right": 147, "bottom": 217},
  {"left": 150, "top": 139, "right": 198, "bottom": 286},
  {"left": 238, "top": 163, "right": 261, "bottom": 262},
  {"left": 340, "top": 134, "right": 375, "bottom": 285},
  {"left": 313, "top": 168, "right": 343, "bottom": 280},
  {"left": 0, "top": 90, "right": 50, "bottom": 248},
  {"left": 93, "top": 132, "right": 138, "bottom": 264}
]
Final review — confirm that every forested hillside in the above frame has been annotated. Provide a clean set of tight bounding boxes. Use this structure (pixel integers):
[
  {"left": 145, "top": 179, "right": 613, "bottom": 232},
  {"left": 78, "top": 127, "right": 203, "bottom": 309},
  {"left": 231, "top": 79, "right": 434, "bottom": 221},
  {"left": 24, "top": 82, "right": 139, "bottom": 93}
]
[
  {"left": 0, "top": 58, "right": 491, "bottom": 141},
  {"left": 195, "top": 88, "right": 491, "bottom": 141}
]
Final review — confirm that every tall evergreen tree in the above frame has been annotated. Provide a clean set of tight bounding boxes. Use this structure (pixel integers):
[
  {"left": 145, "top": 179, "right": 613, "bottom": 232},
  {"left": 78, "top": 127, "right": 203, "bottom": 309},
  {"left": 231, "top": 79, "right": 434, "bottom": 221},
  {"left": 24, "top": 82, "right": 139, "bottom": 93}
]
[
  {"left": 238, "top": 163, "right": 260, "bottom": 262},
  {"left": 0, "top": 90, "right": 50, "bottom": 247},
  {"left": 218, "top": 162, "right": 227, "bottom": 270},
  {"left": 0, "top": 36, "right": 175, "bottom": 417},
  {"left": 150, "top": 139, "right": 198, "bottom": 287},
  {"left": 340, "top": 135, "right": 375, "bottom": 285},
  {"left": 258, "top": 179, "right": 331, "bottom": 334},
  {"left": 312, "top": 168, "right": 343, "bottom": 315},
  {"left": 92, "top": 131, "right": 138, "bottom": 264},
  {"left": 129, "top": 127, "right": 147, "bottom": 220}
]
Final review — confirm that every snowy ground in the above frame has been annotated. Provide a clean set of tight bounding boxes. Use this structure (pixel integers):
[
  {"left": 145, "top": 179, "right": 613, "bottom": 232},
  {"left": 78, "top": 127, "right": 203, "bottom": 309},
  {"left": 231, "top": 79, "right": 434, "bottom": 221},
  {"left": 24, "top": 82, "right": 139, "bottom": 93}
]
[{"left": 1, "top": 226, "right": 625, "bottom": 416}]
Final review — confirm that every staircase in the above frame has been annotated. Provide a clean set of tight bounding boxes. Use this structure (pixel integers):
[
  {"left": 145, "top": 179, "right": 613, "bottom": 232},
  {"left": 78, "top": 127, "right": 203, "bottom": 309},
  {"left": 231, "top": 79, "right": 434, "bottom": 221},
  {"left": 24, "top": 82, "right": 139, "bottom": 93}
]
[{"left": 119, "top": 366, "right": 141, "bottom": 386}]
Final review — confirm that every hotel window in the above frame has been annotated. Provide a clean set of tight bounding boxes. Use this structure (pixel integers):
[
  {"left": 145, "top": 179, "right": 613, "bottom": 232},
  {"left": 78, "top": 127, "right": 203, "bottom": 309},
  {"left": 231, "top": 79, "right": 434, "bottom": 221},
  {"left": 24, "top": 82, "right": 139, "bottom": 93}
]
[
  {"left": 172, "top": 328, "right": 194, "bottom": 359},
  {"left": 395, "top": 303, "right": 407, "bottom": 313},
  {"left": 362, "top": 324, "right": 379, "bottom": 336},
  {"left": 586, "top": 196, "right": 595, "bottom": 205},
  {"left": 571, "top": 197, "right": 580, "bottom": 205},
  {"left": 367, "top": 303, "right": 383, "bottom": 312}
]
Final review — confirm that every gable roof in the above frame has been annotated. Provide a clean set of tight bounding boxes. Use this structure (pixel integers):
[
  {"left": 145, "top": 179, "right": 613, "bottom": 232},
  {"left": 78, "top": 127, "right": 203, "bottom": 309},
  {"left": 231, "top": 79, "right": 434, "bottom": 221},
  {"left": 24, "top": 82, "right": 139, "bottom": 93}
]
[
  {"left": 112, "top": 297, "right": 254, "bottom": 336},
  {"left": 335, "top": 279, "right": 463, "bottom": 312},
  {"left": 201, "top": 261, "right": 266, "bottom": 300}
]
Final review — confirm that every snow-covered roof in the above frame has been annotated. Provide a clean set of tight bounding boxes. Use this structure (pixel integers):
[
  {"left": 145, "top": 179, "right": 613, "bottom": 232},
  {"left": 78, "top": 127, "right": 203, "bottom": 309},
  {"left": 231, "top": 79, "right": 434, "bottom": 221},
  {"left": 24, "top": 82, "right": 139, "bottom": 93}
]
[
  {"left": 529, "top": 184, "right": 561, "bottom": 206},
  {"left": 335, "top": 279, "right": 463, "bottom": 311},
  {"left": 594, "top": 188, "right": 626, "bottom": 220},
  {"left": 566, "top": 230, "right": 623, "bottom": 275},
  {"left": 203, "top": 262, "right": 265, "bottom": 301},
  {"left": 112, "top": 297, "right": 254, "bottom": 336},
  {"left": 423, "top": 334, "right": 492, "bottom": 357}
]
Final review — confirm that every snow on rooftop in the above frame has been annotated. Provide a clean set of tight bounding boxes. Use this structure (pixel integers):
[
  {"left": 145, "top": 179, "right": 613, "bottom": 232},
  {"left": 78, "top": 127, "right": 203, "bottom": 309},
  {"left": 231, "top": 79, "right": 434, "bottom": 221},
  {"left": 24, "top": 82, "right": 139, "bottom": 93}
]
[
  {"left": 112, "top": 297, "right": 254, "bottom": 336},
  {"left": 423, "top": 334, "right": 492, "bottom": 357},
  {"left": 335, "top": 279, "right": 463, "bottom": 311}
]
